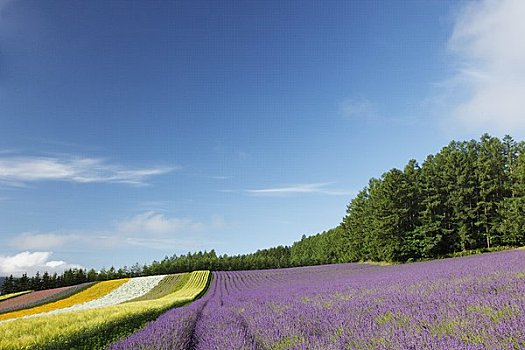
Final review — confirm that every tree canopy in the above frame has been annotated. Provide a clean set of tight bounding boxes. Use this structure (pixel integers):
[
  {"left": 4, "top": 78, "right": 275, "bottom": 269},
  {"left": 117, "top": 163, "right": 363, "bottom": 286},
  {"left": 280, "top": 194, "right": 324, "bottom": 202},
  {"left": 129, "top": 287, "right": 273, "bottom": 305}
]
[
  {"left": 4, "top": 134, "right": 525, "bottom": 294},
  {"left": 342, "top": 134, "right": 525, "bottom": 262}
]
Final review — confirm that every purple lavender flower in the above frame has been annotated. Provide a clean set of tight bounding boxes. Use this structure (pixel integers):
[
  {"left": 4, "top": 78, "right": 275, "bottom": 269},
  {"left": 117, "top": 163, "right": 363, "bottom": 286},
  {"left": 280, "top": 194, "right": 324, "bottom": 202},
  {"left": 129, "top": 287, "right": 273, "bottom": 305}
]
[{"left": 108, "top": 250, "right": 525, "bottom": 349}]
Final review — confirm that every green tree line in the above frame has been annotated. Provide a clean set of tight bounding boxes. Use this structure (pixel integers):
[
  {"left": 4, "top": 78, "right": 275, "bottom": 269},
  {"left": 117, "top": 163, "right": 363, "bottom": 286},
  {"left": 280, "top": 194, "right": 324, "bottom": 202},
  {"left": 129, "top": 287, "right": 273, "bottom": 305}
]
[
  {"left": 342, "top": 134, "right": 525, "bottom": 262},
  {"left": 3, "top": 134, "right": 525, "bottom": 294},
  {"left": 1, "top": 248, "right": 294, "bottom": 294},
  {"left": 0, "top": 269, "right": 101, "bottom": 294}
]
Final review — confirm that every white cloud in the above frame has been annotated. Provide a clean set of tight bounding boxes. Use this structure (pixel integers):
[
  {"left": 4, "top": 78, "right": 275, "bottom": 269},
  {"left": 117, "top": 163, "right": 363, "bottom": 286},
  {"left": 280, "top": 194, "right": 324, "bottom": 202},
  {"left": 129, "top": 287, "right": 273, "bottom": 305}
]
[
  {"left": 246, "top": 183, "right": 354, "bottom": 196},
  {"left": 445, "top": 0, "right": 525, "bottom": 133},
  {"left": 8, "top": 212, "right": 226, "bottom": 251},
  {"left": 117, "top": 211, "right": 206, "bottom": 236},
  {"left": 10, "top": 232, "right": 81, "bottom": 250},
  {"left": 0, "top": 251, "right": 83, "bottom": 277},
  {"left": 0, "top": 156, "right": 174, "bottom": 186}
]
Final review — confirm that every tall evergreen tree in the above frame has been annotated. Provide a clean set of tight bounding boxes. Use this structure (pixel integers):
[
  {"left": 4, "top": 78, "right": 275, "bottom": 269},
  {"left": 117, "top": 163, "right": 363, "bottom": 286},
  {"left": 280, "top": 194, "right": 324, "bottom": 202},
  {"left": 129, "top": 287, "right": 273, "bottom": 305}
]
[
  {"left": 499, "top": 147, "right": 525, "bottom": 246},
  {"left": 342, "top": 185, "right": 373, "bottom": 261},
  {"left": 476, "top": 134, "right": 507, "bottom": 248}
]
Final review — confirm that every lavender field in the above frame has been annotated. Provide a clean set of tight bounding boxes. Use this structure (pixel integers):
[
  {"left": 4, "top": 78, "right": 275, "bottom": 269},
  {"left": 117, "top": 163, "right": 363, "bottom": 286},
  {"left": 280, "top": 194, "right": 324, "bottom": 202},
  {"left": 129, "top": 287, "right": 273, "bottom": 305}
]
[{"left": 109, "top": 249, "right": 525, "bottom": 349}]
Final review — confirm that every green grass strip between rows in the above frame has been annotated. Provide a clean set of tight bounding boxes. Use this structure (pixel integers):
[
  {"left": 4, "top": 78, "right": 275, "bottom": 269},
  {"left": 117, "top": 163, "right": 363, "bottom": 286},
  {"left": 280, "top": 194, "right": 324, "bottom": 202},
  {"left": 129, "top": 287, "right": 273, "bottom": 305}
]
[{"left": 127, "top": 273, "right": 190, "bottom": 302}]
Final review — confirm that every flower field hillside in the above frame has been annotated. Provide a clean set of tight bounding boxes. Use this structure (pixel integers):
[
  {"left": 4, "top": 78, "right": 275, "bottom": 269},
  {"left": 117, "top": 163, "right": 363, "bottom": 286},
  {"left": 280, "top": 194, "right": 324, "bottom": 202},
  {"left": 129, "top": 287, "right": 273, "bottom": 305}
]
[
  {"left": 110, "top": 250, "right": 525, "bottom": 350},
  {"left": 0, "top": 283, "right": 95, "bottom": 315},
  {"left": 0, "top": 278, "right": 129, "bottom": 321},
  {"left": 0, "top": 271, "right": 210, "bottom": 349},
  {"left": 0, "top": 290, "right": 32, "bottom": 302}
]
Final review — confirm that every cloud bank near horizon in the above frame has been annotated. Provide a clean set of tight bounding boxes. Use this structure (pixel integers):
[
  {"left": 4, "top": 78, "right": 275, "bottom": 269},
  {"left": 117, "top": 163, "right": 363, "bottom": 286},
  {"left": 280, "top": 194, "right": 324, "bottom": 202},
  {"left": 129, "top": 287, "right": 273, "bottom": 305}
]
[{"left": 0, "top": 251, "right": 83, "bottom": 277}]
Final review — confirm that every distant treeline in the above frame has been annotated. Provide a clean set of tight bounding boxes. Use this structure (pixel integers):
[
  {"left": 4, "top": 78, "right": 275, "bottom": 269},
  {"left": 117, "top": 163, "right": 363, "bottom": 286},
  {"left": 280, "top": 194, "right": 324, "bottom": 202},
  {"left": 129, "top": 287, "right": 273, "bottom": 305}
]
[
  {"left": 1, "top": 241, "right": 340, "bottom": 294},
  {"left": 1, "top": 247, "right": 292, "bottom": 294},
  {"left": 3, "top": 134, "right": 525, "bottom": 294}
]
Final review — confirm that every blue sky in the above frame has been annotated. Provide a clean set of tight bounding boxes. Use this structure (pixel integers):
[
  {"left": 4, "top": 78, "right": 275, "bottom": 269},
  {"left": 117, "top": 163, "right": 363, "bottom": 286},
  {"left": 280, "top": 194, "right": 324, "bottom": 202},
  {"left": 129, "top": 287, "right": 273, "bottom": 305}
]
[{"left": 1, "top": 0, "right": 524, "bottom": 275}]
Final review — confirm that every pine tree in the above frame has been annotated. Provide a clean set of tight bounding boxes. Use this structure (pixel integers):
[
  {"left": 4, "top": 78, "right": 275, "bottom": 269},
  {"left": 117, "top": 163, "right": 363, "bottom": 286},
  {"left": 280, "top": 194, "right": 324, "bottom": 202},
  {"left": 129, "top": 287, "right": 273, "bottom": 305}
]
[{"left": 476, "top": 134, "right": 506, "bottom": 248}]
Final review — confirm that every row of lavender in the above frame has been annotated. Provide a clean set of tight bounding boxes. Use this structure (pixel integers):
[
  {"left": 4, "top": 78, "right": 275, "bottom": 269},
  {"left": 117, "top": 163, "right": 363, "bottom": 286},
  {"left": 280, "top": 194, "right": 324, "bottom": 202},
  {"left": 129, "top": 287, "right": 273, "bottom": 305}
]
[{"left": 109, "top": 250, "right": 525, "bottom": 349}]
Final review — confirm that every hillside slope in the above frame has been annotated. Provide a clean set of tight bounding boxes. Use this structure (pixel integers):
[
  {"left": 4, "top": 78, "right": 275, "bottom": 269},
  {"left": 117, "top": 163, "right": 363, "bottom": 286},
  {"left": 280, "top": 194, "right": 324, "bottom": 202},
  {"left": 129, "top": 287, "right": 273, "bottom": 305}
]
[{"left": 110, "top": 250, "right": 525, "bottom": 349}]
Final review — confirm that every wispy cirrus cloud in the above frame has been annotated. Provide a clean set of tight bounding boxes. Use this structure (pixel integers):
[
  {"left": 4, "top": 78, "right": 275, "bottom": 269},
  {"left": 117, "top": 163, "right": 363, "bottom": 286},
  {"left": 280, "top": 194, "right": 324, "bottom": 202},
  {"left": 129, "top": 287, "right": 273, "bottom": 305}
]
[
  {"left": 340, "top": 97, "right": 379, "bottom": 122},
  {"left": 440, "top": 0, "right": 525, "bottom": 134},
  {"left": 0, "top": 156, "right": 175, "bottom": 186},
  {"left": 246, "top": 183, "right": 354, "bottom": 197}
]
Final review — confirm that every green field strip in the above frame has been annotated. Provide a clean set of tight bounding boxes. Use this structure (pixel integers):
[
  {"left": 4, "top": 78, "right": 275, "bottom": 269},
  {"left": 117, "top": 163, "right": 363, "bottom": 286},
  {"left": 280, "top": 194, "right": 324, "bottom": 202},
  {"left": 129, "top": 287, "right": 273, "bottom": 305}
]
[
  {"left": 0, "top": 291, "right": 32, "bottom": 302},
  {"left": 127, "top": 273, "right": 190, "bottom": 302}
]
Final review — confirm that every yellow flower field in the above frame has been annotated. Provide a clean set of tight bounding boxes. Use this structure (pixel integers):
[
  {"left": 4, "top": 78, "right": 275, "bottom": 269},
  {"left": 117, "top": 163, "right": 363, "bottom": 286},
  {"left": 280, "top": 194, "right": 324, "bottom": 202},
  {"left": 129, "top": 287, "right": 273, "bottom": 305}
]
[
  {"left": 0, "top": 278, "right": 128, "bottom": 321},
  {"left": 0, "top": 271, "right": 210, "bottom": 350}
]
